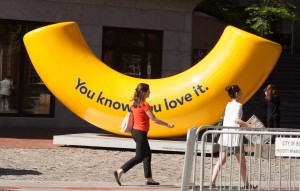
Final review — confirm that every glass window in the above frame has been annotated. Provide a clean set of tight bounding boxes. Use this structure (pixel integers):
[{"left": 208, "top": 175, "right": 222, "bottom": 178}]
[
  {"left": 148, "top": 33, "right": 160, "bottom": 49},
  {"left": 102, "top": 27, "right": 163, "bottom": 79},
  {"left": 0, "top": 23, "right": 21, "bottom": 114},
  {"left": 121, "top": 53, "right": 143, "bottom": 78},
  {"left": 103, "top": 50, "right": 117, "bottom": 69},
  {"left": 119, "top": 32, "right": 145, "bottom": 48},
  {"left": 0, "top": 20, "right": 54, "bottom": 116},
  {"left": 103, "top": 30, "right": 117, "bottom": 46}
]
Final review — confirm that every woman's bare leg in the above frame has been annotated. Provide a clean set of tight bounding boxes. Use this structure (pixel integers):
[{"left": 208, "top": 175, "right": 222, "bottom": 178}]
[
  {"left": 212, "top": 152, "right": 227, "bottom": 185},
  {"left": 235, "top": 152, "right": 248, "bottom": 185}
]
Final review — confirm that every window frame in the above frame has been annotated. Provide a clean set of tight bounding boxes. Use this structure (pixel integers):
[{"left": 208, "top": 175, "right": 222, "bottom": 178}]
[
  {"left": 0, "top": 19, "right": 55, "bottom": 117},
  {"left": 102, "top": 26, "right": 163, "bottom": 79}
]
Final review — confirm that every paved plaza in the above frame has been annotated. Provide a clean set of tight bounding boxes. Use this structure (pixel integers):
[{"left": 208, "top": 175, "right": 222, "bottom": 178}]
[{"left": 0, "top": 129, "right": 183, "bottom": 191}]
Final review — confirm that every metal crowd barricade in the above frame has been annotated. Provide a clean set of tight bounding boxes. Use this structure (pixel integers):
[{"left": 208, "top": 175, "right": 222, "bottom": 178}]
[{"left": 181, "top": 126, "right": 300, "bottom": 191}]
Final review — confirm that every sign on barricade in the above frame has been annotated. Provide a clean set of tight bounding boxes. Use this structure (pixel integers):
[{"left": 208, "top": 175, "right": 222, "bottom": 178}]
[{"left": 275, "top": 137, "right": 300, "bottom": 157}]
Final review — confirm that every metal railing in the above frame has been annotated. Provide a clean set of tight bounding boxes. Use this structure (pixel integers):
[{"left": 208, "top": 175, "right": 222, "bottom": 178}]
[{"left": 181, "top": 126, "right": 300, "bottom": 191}]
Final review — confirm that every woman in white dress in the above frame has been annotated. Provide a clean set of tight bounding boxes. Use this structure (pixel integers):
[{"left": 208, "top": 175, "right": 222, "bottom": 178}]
[{"left": 211, "top": 85, "right": 258, "bottom": 189}]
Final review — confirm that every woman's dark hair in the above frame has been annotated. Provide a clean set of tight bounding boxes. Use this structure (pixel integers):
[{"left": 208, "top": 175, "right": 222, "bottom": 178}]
[
  {"left": 265, "top": 84, "right": 275, "bottom": 93},
  {"left": 265, "top": 84, "right": 276, "bottom": 100},
  {"left": 133, "top": 83, "right": 149, "bottom": 108},
  {"left": 225, "top": 85, "right": 241, "bottom": 98}
]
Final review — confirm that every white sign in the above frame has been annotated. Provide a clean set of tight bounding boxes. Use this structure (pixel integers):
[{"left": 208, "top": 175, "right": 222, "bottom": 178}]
[{"left": 275, "top": 137, "right": 300, "bottom": 157}]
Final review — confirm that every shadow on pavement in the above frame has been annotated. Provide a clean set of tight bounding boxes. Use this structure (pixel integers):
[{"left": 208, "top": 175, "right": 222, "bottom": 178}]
[{"left": 0, "top": 168, "right": 42, "bottom": 176}]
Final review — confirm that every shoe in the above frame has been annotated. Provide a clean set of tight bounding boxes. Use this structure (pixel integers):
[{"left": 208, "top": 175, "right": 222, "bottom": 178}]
[
  {"left": 113, "top": 171, "right": 121, "bottom": 186},
  {"left": 145, "top": 181, "right": 160, "bottom": 185},
  {"left": 211, "top": 183, "right": 217, "bottom": 188},
  {"left": 245, "top": 184, "right": 258, "bottom": 189}
]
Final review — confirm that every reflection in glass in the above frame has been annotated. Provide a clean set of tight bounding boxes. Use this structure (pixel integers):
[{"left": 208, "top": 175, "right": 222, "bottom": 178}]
[
  {"left": 0, "top": 23, "right": 21, "bottom": 113},
  {"left": 121, "top": 54, "right": 142, "bottom": 78},
  {"left": 147, "top": 52, "right": 152, "bottom": 79},
  {"left": 22, "top": 55, "right": 51, "bottom": 114},
  {"left": 102, "top": 27, "right": 163, "bottom": 79},
  {"left": 120, "top": 32, "right": 145, "bottom": 47},
  {"left": 0, "top": 21, "right": 53, "bottom": 115},
  {"left": 148, "top": 33, "right": 159, "bottom": 49},
  {"left": 103, "top": 30, "right": 117, "bottom": 46},
  {"left": 147, "top": 52, "right": 161, "bottom": 79},
  {"left": 103, "top": 50, "right": 116, "bottom": 69}
]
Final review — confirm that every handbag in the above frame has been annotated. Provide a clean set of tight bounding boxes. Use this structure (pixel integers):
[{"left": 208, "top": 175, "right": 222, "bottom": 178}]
[
  {"left": 120, "top": 111, "right": 134, "bottom": 132},
  {"left": 217, "top": 109, "right": 225, "bottom": 126},
  {"left": 217, "top": 117, "right": 223, "bottom": 126},
  {"left": 213, "top": 116, "right": 223, "bottom": 143}
]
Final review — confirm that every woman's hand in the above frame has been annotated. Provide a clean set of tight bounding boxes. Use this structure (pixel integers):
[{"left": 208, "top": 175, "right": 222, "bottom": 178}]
[
  {"left": 146, "top": 109, "right": 174, "bottom": 128},
  {"left": 237, "top": 119, "right": 255, "bottom": 128}
]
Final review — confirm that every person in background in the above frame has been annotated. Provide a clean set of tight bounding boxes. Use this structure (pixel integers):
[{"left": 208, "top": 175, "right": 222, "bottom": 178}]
[
  {"left": 263, "top": 84, "right": 281, "bottom": 128},
  {"left": 0, "top": 75, "right": 14, "bottom": 111},
  {"left": 211, "top": 85, "right": 258, "bottom": 189},
  {"left": 113, "top": 83, "right": 174, "bottom": 186},
  {"left": 263, "top": 84, "right": 281, "bottom": 143}
]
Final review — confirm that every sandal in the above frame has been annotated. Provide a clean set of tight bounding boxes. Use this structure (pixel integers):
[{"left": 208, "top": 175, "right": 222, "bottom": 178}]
[{"left": 245, "top": 184, "right": 258, "bottom": 189}]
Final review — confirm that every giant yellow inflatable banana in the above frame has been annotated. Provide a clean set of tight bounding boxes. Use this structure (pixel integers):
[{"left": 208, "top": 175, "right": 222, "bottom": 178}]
[{"left": 23, "top": 22, "right": 282, "bottom": 138}]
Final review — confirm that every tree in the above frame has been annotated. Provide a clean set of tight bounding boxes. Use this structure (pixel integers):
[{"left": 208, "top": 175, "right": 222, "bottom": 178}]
[
  {"left": 195, "top": 0, "right": 298, "bottom": 37},
  {"left": 245, "top": 0, "right": 298, "bottom": 36},
  {"left": 194, "top": 0, "right": 246, "bottom": 29}
]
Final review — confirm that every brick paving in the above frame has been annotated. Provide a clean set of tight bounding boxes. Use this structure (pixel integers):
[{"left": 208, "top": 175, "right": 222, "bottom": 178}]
[{"left": 0, "top": 127, "right": 101, "bottom": 149}]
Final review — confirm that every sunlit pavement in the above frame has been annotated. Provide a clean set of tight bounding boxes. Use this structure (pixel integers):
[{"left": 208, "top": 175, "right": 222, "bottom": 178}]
[{"left": 0, "top": 128, "right": 181, "bottom": 191}]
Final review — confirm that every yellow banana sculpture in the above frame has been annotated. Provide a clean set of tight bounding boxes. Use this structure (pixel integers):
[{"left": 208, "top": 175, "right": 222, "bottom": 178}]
[{"left": 23, "top": 22, "right": 282, "bottom": 138}]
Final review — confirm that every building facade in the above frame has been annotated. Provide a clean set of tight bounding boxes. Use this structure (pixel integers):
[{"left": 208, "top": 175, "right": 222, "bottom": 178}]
[
  {"left": 0, "top": 0, "right": 200, "bottom": 130},
  {"left": 0, "top": 0, "right": 299, "bottom": 131}
]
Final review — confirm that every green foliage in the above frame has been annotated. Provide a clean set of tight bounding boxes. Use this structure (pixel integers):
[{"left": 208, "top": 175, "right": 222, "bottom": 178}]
[
  {"left": 195, "top": 0, "right": 298, "bottom": 37},
  {"left": 194, "top": 0, "right": 247, "bottom": 29},
  {"left": 245, "top": 0, "right": 298, "bottom": 36}
]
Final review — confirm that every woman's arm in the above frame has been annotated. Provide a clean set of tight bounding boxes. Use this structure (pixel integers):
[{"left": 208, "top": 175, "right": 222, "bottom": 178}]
[
  {"left": 146, "top": 109, "right": 174, "bottom": 128},
  {"left": 237, "top": 119, "right": 254, "bottom": 128},
  {"left": 235, "top": 104, "right": 254, "bottom": 128}
]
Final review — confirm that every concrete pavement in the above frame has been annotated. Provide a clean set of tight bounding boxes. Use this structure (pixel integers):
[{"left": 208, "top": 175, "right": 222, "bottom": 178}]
[{"left": 0, "top": 128, "right": 184, "bottom": 191}]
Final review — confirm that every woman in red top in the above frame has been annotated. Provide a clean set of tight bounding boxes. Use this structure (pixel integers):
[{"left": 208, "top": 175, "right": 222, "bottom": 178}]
[{"left": 114, "top": 83, "right": 174, "bottom": 186}]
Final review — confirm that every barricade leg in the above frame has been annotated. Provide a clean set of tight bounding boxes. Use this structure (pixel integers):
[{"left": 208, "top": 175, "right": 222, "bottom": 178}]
[{"left": 181, "top": 127, "right": 198, "bottom": 191}]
